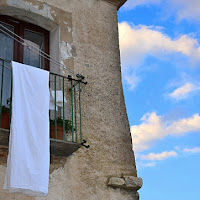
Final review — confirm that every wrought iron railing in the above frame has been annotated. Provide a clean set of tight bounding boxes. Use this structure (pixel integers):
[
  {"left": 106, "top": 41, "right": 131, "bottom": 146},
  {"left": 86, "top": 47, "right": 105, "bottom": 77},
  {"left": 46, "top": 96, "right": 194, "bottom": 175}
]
[{"left": 0, "top": 57, "right": 86, "bottom": 144}]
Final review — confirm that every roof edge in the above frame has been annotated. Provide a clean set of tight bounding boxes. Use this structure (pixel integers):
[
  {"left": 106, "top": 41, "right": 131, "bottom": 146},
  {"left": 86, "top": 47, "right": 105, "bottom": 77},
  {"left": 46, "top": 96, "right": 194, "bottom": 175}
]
[
  {"left": 102, "top": 0, "right": 127, "bottom": 10},
  {"left": 117, "top": 0, "right": 127, "bottom": 10}
]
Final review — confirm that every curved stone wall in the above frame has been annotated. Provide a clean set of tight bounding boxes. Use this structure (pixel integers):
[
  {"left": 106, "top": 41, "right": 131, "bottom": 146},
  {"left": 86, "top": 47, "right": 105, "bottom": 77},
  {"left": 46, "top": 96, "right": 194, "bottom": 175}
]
[{"left": 0, "top": 1, "right": 140, "bottom": 199}]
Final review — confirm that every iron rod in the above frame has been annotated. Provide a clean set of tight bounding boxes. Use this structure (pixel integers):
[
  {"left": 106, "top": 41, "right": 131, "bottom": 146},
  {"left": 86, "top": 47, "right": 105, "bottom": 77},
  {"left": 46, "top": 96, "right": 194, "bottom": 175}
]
[
  {"left": 74, "top": 85, "right": 77, "bottom": 143},
  {"left": 71, "top": 79, "right": 74, "bottom": 142},
  {"left": 79, "top": 81, "right": 82, "bottom": 142},
  {"left": 54, "top": 75, "right": 57, "bottom": 139},
  {"left": 63, "top": 77, "right": 65, "bottom": 140}
]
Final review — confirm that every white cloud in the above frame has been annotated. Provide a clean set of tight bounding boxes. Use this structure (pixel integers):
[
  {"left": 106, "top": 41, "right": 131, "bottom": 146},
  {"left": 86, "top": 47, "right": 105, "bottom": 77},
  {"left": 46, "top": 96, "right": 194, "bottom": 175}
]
[
  {"left": 140, "top": 151, "right": 177, "bottom": 160},
  {"left": 131, "top": 112, "right": 200, "bottom": 152},
  {"left": 174, "top": 146, "right": 181, "bottom": 151},
  {"left": 119, "top": 22, "right": 200, "bottom": 89},
  {"left": 123, "top": 0, "right": 160, "bottom": 10},
  {"left": 123, "top": 0, "right": 200, "bottom": 23},
  {"left": 137, "top": 161, "right": 156, "bottom": 168},
  {"left": 168, "top": 0, "right": 200, "bottom": 22},
  {"left": 169, "top": 82, "right": 200, "bottom": 100},
  {"left": 123, "top": 72, "right": 140, "bottom": 90},
  {"left": 183, "top": 147, "right": 200, "bottom": 153},
  {"left": 119, "top": 22, "right": 200, "bottom": 68}
]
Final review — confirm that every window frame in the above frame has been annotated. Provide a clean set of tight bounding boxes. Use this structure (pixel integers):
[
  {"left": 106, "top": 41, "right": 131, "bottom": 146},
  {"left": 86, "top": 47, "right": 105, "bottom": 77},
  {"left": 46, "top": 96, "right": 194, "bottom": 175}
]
[{"left": 0, "top": 15, "right": 49, "bottom": 70}]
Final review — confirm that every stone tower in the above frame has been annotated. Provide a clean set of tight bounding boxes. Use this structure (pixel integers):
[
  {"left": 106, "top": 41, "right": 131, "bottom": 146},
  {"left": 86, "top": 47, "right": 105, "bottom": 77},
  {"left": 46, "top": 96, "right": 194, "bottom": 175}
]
[{"left": 0, "top": 0, "right": 142, "bottom": 199}]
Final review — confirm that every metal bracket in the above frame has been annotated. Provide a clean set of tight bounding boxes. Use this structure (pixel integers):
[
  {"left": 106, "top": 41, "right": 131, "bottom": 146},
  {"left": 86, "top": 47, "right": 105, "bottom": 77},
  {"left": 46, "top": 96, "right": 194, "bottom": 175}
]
[{"left": 81, "top": 139, "right": 90, "bottom": 149}]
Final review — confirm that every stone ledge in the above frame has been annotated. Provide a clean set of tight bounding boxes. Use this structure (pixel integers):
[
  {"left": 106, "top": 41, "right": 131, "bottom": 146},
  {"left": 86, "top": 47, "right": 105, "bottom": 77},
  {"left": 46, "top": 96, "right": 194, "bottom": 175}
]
[
  {"left": 102, "top": 0, "right": 127, "bottom": 9},
  {"left": 0, "top": 128, "right": 81, "bottom": 157},
  {"left": 108, "top": 176, "right": 143, "bottom": 191},
  {"left": 50, "top": 138, "right": 81, "bottom": 157}
]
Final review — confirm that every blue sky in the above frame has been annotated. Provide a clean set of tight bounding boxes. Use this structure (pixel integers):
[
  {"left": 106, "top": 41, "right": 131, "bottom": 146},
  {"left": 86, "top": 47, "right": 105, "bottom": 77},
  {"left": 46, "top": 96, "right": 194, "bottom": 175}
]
[{"left": 118, "top": 0, "right": 200, "bottom": 199}]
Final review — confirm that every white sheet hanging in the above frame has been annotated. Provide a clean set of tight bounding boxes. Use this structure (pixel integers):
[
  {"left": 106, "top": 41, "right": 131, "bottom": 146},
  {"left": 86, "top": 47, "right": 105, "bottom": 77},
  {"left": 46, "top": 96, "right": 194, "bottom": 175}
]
[
  {"left": 49, "top": 89, "right": 67, "bottom": 111},
  {"left": 4, "top": 61, "right": 50, "bottom": 197}
]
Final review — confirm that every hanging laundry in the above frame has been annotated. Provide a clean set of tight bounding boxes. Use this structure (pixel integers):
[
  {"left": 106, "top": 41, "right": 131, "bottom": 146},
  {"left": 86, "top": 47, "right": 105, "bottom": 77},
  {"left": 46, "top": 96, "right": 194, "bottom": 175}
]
[
  {"left": 49, "top": 91, "right": 58, "bottom": 111},
  {"left": 49, "top": 89, "right": 67, "bottom": 111},
  {"left": 4, "top": 61, "right": 50, "bottom": 197}
]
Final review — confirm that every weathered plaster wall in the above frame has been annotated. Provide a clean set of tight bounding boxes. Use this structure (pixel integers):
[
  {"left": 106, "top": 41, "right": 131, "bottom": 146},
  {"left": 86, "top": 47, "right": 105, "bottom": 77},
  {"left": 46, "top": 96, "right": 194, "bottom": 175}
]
[{"left": 0, "top": 0, "right": 140, "bottom": 199}]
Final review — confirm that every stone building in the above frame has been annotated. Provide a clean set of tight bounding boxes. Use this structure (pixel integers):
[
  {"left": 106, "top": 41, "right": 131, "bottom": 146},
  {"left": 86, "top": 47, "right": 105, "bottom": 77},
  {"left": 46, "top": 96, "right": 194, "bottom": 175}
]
[{"left": 0, "top": 0, "right": 142, "bottom": 199}]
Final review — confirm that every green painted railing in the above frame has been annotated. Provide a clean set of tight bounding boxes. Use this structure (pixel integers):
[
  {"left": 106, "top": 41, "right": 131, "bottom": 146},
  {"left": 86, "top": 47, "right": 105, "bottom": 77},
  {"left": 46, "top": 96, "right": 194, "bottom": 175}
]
[
  {"left": 0, "top": 57, "right": 85, "bottom": 144},
  {"left": 49, "top": 73, "right": 84, "bottom": 144}
]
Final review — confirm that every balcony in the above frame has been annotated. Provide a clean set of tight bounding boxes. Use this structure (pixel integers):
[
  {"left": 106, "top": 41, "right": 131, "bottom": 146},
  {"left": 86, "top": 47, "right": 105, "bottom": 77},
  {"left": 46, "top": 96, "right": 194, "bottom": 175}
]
[{"left": 0, "top": 57, "right": 87, "bottom": 157}]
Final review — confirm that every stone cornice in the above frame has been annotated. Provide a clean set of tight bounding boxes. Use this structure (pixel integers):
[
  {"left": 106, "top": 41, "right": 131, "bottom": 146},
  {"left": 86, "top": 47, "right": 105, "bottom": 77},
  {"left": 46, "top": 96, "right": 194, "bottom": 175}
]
[{"left": 103, "top": 0, "right": 127, "bottom": 10}]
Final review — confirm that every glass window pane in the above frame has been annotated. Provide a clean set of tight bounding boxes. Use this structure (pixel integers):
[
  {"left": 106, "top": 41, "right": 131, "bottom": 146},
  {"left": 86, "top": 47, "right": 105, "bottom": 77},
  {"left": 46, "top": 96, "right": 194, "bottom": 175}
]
[
  {"left": 0, "top": 22, "right": 13, "bottom": 108},
  {"left": 23, "top": 29, "right": 45, "bottom": 68},
  {"left": 0, "top": 22, "right": 14, "bottom": 60}
]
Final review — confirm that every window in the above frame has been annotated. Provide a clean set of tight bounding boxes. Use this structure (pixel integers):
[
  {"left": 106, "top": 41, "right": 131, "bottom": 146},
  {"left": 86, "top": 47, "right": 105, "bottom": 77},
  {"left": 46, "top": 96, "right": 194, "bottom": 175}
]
[
  {"left": 0, "top": 15, "right": 49, "bottom": 70},
  {"left": 0, "top": 15, "right": 49, "bottom": 115}
]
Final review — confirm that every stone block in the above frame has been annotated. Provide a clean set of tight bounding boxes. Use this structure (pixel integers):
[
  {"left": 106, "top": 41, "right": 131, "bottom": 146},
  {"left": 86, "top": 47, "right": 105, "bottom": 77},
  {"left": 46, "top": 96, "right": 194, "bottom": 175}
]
[
  {"left": 108, "top": 176, "right": 143, "bottom": 191},
  {"left": 107, "top": 177, "right": 125, "bottom": 188},
  {"left": 124, "top": 176, "right": 143, "bottom": 190}
]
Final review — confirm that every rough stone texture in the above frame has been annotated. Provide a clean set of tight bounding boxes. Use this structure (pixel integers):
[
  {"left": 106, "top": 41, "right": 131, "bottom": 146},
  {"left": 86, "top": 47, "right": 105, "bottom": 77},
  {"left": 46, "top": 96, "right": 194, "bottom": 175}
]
[
  {"left": 108, "top": 177, "right": 126, "bottom": 188},
  {"left": 0, "top": 145, "right": 8, "bottom": 166},
  {"left": 0, "top": 0, "right": 140, "bottom": 199},
  {"left": 108, "top": 176, "right": 143, "bottom": 191},
  {"left": 0, "top": 129, "right": 9, "bottom": 146}
]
